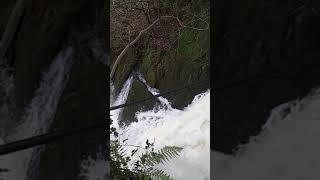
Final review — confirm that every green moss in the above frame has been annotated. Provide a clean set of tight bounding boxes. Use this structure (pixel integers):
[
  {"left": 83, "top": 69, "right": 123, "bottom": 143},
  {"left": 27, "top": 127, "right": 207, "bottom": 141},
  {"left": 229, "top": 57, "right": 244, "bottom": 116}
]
[
  {"left": 129, "top": 0, "right": 210, "bottom": 109},
  {"left": 147, "top": 70, "right": 157, "bottom": 86},
  {"left": 113, "top": 47, "right": 138, "bottom": 93},
  {"left": 142, "top": 48, "right": 160, "bottom": 71},
  {"left": 177, "top": 29, "right": 209, "bottom": 63},
  {"left": 160, "top": 0, "right": 177, "bottom": 12},
  {"left": 191, "top": 0, "right": 209, "bottom": 14}
]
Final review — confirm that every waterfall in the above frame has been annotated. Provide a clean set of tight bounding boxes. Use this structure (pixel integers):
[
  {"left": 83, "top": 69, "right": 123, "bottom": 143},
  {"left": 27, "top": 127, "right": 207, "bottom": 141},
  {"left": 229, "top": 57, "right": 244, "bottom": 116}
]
[
  {"left": 111, "top": 75, "right": 210, "bottom": 180},
  {"left": 213, "top": 87, "right": 320, "bottom": 179},
  {"left": 0, "top": 46, "right": 74, "bottom": 180},
  {"left": 135, "top": 72, "right": 172, "bottom": 109},
  {"left": 110, "top": 76, "right": 134, "bottom": 132}
]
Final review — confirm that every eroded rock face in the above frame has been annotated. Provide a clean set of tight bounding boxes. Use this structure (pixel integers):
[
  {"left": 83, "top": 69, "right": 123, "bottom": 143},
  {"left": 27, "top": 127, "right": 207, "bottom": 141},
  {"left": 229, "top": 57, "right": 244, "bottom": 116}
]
[
  {"left": 0, "top": 1, "right": 15, "bottom": 36},
  {"left": 37, "top": 32, "right": 108, "bottom": 179},
  {"left": 1, "top": 0, "right": 108, "bottom": 179},
  {"left": 12, "top": 0, "right": 85, "bottom": 115},
  {"left": 0, "top": 0, "right": 107, "bottom": 118},
  {"left": 213, "top": 0, "right": 320, "bottom": 154}
]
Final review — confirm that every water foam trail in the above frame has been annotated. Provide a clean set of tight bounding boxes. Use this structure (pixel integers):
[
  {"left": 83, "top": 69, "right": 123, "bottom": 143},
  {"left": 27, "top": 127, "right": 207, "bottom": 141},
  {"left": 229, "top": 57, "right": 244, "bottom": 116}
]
[
  {"left": 111, "top": 75, "right": 210, "bottom": 180},
  {"left": 0, "top": 47, "right": 74, "bottom": 180},
  {"left": 213, "top": 87, "right": 320, "bottom": 180},
  {"left": 136, "top": 72, "right": 172, "bottom": 109}
]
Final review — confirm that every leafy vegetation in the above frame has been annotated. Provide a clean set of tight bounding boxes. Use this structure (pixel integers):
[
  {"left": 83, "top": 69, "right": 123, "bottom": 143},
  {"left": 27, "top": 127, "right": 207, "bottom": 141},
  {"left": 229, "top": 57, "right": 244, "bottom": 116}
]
[{"left": 110, "top": 119, "right": 183, "bottom": 180}]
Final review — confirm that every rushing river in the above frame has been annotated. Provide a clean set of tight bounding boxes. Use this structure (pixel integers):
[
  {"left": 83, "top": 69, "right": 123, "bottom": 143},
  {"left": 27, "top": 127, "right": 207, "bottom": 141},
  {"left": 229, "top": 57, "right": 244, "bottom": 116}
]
[
  {"left": 111, "top": 75, "right": 210, "bottom": 180},
  {"left": 213, "top": 87, "right": 320, "bottom": 179}
]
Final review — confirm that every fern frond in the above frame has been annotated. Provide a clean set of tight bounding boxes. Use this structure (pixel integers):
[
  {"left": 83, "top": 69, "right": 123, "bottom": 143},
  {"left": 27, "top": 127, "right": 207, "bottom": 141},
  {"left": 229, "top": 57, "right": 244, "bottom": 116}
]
[
  {"left": 142, "top": 146, "right": 183, "bottom": 167},
  {"left": 147, "top": 169, "right": 172, "bottom": 180},
  {"left": 118, "top": 146, "right": 127, "bottom": 157}
]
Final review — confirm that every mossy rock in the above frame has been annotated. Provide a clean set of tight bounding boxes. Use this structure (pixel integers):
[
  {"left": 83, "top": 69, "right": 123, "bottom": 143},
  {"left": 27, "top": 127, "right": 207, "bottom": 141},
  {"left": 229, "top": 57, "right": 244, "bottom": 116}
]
[
  {"left": 138, "top": 29, "right": 210, "bottom": 109},
  {"left": 141, "top": 47, "right": 161, "bottom": 87},
  {"left": 113, "top": 0, "right": 210, "bottom": 118},
  {"left": 120, "top": 77, "right": 159, "bottom": 125},
  {"left": 113, "top": 47, "right": 138, "bottom": 95}
]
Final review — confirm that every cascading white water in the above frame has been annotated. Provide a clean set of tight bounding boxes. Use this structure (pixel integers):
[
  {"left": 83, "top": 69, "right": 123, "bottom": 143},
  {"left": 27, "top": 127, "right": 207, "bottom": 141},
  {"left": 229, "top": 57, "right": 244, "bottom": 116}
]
[
  {"left": 0, "top": 47, "right": 74, "bottom": 180},
  {"left": 213, "top": 87, "right": 320, "bottom": 179},
  {"left": 135, "top": 73, "right": 172, "bottom": 109},
  {"left": 110, "top": 76, "right": 134, "bottom": 132},
  {"left": 111, "top": 75, "right": 210, "bottom": 180}
]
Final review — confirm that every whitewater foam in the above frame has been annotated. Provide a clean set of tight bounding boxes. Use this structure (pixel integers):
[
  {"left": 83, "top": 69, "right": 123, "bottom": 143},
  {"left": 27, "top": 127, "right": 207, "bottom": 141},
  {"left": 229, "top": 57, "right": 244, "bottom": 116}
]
[
  {"left": 110, "top": 76, "right": 134, "bottom": 132},
  {"left": 111, "top": 76, "right": 210, "bottom": 180},
  {"left": 213, "top": 87, "right": 320, "bottom": 179}
]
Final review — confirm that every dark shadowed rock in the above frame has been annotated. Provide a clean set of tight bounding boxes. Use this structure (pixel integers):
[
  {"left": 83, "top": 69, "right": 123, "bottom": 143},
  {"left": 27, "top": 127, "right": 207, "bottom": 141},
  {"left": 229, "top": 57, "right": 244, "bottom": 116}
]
[
  {"left": 213, "top": 0, "right": 320, "bottom": 154},
  {"left": 0, "top": 0, "right": 108, "bottom": 179},
  {"left": 120, "top": 76, "right": 160, "bottom": 125},
  {"left": 37, "top": 30, "right": 108, "bottom": 179}
]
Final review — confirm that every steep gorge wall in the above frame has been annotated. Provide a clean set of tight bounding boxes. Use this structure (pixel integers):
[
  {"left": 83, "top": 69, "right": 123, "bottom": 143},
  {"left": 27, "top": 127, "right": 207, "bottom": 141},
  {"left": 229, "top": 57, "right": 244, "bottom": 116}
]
[
  {"left": 37, "top": 31, "right": 108, "bottom": 179},
  {"left": 111, "top": 0, "right": 210, "bottom": 124},
  {"left": 213, "top": 0, "right": 320, "bottom": 154},
  {"left": 0, "top": 0, "right": 108, "bottom": 179}
]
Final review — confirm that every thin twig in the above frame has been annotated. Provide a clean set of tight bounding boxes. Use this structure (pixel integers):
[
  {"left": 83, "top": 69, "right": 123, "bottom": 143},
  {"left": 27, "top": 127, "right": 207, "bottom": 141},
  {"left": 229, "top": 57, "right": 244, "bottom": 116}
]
[
  {"left": 110, "top": 17, "right": 160, "bottom": 80},
  {"left": 122, "top": 144, "right": 145, "bottom": 149}
]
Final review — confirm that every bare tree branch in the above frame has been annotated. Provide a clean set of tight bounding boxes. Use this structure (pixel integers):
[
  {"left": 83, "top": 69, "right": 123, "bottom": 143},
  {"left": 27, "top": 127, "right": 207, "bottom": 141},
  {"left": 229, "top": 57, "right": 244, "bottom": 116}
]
[
  {"left": 161, "top": 15, "right": 209, "bottom": 31},
  {"left": 110, "top": 17, "right": 160, "bottom": 80},
  {"left": 110, "top": 15, "right": 209, "bottom": 81}
]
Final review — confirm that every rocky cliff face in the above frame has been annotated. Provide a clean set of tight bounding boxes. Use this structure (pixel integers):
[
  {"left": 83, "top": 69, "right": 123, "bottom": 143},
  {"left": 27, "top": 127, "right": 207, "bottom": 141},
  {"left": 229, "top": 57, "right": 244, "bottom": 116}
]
[
  {"left": 11, "top": 0, "right": 106, "bottom": 116},
  {"left": 0, "top": 0, "right": 108, "bottom": 179},
  {"left": 111, "top": 0, "right": 210, "bottom": 124},
  {"left": 37, "top": 30, "right": 108, "bottom": 180},
  {"left": 213, "top": 0, "right": 320, "bottom": 154}
]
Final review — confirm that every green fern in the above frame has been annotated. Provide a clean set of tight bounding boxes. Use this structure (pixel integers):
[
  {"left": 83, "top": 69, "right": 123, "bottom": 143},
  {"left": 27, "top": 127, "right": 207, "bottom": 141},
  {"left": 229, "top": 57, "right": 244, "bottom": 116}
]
[
  {"left": 136, "top": 146, "right": 183, "bottom": 180},
  {"left": 148, "top": 169, "right": 172, "bottom": 180},
  {"left": 141, "top": 146, "right": 183, "bottom": 167},
  {"left": 111, "top": 118, "right": 183, "bottom": 180}
]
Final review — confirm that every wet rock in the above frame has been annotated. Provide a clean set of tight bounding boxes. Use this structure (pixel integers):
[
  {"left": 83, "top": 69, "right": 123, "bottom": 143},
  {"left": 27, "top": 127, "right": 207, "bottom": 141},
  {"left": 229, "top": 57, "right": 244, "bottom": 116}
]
[
  {"left": 120, "top": 76, "right": 159, "bottom": 125},
  {"left": 213, "top": 0, "right": 320, "bottom": 154},
  {"left": 37, "top": 30, "right": 108, "bottom": 180},
  {"left": 5, "top": 0, "right": 86, "bottom": 118},
  {"left": 0, "top": 0, "right": 108, "bottom": 179},
  {"left": 111, "top": 0, "right": 210, "bottom": 113}
]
